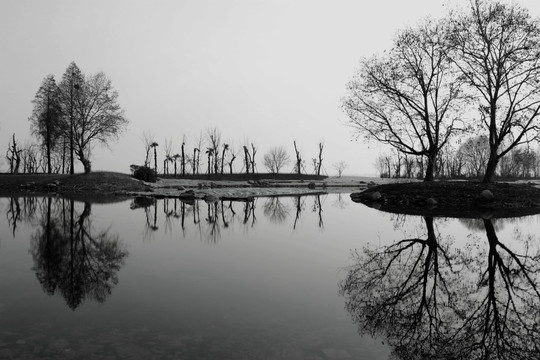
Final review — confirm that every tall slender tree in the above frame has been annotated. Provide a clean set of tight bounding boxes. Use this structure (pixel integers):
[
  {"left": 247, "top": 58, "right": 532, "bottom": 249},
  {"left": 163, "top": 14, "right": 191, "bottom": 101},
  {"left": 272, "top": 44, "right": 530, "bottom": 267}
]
[
  {"left": 59, "top": 62, "right": 84, "bottom": 174},
  {"left": 29, "top": 75, "right": 63, "bottom": 173}
]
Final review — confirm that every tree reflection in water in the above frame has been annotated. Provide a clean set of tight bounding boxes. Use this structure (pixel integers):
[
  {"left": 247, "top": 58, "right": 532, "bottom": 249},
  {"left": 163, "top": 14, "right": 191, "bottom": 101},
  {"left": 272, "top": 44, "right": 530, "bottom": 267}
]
[
  {"left": 263, "top": 197, "right": 290, "bottom": 224},
  {"left": 132, "top": 195, "right": 328, "bottom": 242},
  {"left": 340, "top": 216, "right": 540, "bottom": 360},
  {"left": 29, "top": 197, "right": 128, "bottom": 310}
]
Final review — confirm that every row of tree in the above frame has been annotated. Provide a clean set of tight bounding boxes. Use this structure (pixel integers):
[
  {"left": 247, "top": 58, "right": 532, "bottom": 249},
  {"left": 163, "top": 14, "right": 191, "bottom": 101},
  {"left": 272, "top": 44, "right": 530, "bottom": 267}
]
[
  {"left": 137, "top": 128, "right": 341, "bottom": 177},
  {"left": 375, "top": 136, "right": 540, "bottom": 179},
  {"left": 25, "top": 62, "right": 128, "bottom": 174},
  {"left": 342, "top": 0, "right": 540, "bottom": 183}
]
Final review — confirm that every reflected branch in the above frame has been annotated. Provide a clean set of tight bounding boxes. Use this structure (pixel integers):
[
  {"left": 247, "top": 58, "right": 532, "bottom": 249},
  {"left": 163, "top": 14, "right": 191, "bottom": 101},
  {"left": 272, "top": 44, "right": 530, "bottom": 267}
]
[{"left": 341, "top": 216, "right": 540, "bottom": 360}]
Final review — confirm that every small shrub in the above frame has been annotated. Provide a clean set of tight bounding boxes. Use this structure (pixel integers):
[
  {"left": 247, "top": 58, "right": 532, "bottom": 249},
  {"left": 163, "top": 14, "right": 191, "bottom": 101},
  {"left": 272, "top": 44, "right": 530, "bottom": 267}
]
[{"left": 133, "top": 166, "right": 157, "bottom": 183}]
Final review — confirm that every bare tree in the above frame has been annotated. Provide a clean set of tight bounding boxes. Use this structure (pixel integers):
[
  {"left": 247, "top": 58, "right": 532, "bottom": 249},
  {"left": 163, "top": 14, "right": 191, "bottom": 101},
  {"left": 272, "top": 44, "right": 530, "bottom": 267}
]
[
  {"left": 227, "top": 146, "right": 237, "bottom": 174},
  {"left": 141, "top": 130, "right": 155, "bottom": 167},
  {"left": 293, "top": 140, "right": 303, "bottom": 175},
  {"left": 72, "top": 71, "right": 128, "bottom": 173},
  {"left": 243, "top": 145, "right": 251, "bottom": 175},
  {"left": 150, "top": 142, "right": 159, "bottom": 174},
  {"left": 342, "top": 18, "right": 467, "bottom": 181},
  {"left": 263, "top": 146, "right": 291, "bottom": 174},
  {"left": 333, "top": 161, "right": 348, "bottom": 177},
  {"left": 163, "top": 138, "right": 173, "bottom": 175},
  {"left": 192, "top": 132, "right": 203, "bottom": 175},
  {"left": 316, "top": 142, "right": 324, "bottom": 176},
  {"left": 220, "top": 143, "right": 229, "bottom": 174},
  {"left": 6, "top": 133, "right": 22, "bottom": 173},
  {"left": 206, "top": 127, "right": 221, "bottom": 175},
  {"left": 180, "top": 135, "right": 186, "bottom": 176},
  {"left": 374, "top": 153, "right": 392, "bottom": 178},
  {"left": 449, "top": 0, "right": 540, "bottom": 182},
  {"left": 457, "top": 135, "right": 490, "bottom": 178}
]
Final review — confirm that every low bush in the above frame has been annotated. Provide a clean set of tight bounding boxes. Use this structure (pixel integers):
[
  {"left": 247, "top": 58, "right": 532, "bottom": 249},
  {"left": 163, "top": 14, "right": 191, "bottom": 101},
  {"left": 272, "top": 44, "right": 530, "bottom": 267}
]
[{"left": 133, "top": 166, "right": 157, "bottom": 183}]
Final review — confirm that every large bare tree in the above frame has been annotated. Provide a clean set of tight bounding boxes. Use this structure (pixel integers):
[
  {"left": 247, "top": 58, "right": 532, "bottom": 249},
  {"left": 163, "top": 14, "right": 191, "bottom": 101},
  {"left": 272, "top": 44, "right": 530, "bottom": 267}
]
[
  {"left": 449, "top": 0, "right": 540, "bottom": 183},
  {"left": 342, "top": 18, "right": 467, "bottom": 181},
  {"left": 73, "top": 71, "right": 128, "bottom": 173}
]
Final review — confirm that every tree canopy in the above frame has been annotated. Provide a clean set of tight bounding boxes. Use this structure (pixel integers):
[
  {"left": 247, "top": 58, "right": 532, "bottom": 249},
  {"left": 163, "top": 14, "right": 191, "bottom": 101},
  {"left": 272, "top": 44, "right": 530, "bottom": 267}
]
[{"left": 342, "top": 18, "right": 467, "bottom": 181}]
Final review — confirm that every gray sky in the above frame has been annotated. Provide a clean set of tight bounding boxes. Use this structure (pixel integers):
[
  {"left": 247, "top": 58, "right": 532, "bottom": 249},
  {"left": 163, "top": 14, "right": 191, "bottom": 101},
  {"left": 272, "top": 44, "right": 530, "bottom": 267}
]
[{"left": 2, "top": 0, "right": 539, "bottom": 176}]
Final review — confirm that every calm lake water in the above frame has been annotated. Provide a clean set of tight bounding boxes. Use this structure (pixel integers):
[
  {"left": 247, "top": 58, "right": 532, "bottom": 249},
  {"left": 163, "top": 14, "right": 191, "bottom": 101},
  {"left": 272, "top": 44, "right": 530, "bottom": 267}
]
[{"left": 0, "top": 194, "right": 539, "bottom": 359}]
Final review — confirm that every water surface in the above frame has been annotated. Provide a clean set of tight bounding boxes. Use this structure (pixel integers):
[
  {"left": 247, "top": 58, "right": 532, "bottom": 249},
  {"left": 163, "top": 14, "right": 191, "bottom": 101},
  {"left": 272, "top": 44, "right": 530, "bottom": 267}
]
[{"left": 1, "top": 195, "right": 539, "bottom": 359}]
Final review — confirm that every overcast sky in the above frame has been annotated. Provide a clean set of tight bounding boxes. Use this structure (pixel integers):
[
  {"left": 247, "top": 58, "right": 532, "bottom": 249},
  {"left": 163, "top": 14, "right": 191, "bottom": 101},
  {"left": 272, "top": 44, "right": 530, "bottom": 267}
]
[{"left": 2, "top": 0, "right": 540, "bottom": 176}]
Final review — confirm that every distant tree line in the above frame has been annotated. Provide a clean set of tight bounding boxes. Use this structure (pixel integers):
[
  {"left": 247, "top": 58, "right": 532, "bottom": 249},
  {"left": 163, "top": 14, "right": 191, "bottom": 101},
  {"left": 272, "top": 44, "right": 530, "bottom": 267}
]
[
  {"left": 342, "top": 0, "right": 540, "bottom": 183},
  {"left": 134, "top": 127, "right": 335, "bottom": 178},
  {"left": 5, "top": 62, "right": 128, "bottom": 174},
  {"left": 375, "top": 136, "right": 540, "bottom": 180}
]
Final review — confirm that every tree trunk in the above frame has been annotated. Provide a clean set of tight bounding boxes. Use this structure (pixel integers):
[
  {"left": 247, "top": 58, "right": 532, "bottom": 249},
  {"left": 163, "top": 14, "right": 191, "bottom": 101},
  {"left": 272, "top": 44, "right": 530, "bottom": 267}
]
[
  {"left": 80, "top": 156, "right": 92, "bottom": 174},
  {"left": 294, "top": 141, "right": 301, "bottom": 175},
  {"left": 181, "top": 143, "right": 185, "bottom": 176},
  {"left": 423, "top": 154, "right": 436, "bottom": 182},
  {"left": 482, "top": 155, "right": 499, "bottom": 183},
  {"left": 154, "top": 148, "right": 158, "bottom": 174}
]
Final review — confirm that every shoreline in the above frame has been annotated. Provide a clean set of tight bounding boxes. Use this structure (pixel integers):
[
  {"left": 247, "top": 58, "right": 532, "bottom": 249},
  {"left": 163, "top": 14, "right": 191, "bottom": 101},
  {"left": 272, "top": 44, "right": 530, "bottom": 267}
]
[
  {"left": 0, "top": 172, "right": 372, "bottom": 202},
  {"left": 351, "top": 181, "right": 540, "bottom": 219}
]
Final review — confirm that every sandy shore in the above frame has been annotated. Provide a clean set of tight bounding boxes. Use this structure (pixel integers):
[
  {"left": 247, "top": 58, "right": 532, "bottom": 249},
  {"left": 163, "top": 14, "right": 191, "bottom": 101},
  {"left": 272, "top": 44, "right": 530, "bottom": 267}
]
[{"left": 126, "top": 176, "right": 420, "bottom": 201}]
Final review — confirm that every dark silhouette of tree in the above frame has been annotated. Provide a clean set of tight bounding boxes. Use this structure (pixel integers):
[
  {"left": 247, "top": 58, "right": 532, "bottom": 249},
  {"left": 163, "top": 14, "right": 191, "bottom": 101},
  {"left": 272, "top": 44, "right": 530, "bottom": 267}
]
[
  {"left": 59, "top": 62, "right": 84, "bottom": 174},
  {"left": 205, "top": 147, "right": 214, "bottom": 176},
  {"left": 316, "top": 142, "right": 324, "bottom": 176},
  {"left": 72, "top": 71, "right": 128, "bottom": 173},
  {"left": 207, "top": 127, "right": 221, "bottom": 175},
  {"left": 181, "top": 137, "right": 186, "bottom": 176},
  {"left": 29, "top": 75, "right": 63, "bottom": 173},
  {"left": 342, "top": 18, "right": 467, "bottom": 181},
  {"left": 243, "top": 145, "right": 252, "bottom": 175},
  {"left": 141, "top": 130, "right": 155, "bottom": 167},
  {"left": 448, "top": 0, "right": 540, "bottom": 183},
  {"left": 227, "top": 147, "right": 237, "bottom": 174},
  {"left": 30, "top": 199, "right": 128, "bottom": 310},
  {"left": 151, "top": 142, "right": 159, "bottom": 174},
  {"left": 293, "top": 140, "right": 303, "bottom": 175},
  {"left": 6, "top": 133, "right": 22, "bottom": 173},
  {"left": 172, "top": 153, "right": 180, "bottom": 176},
  {"left": 220, "top": 143, "right": 229, "bottom": 174}
]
